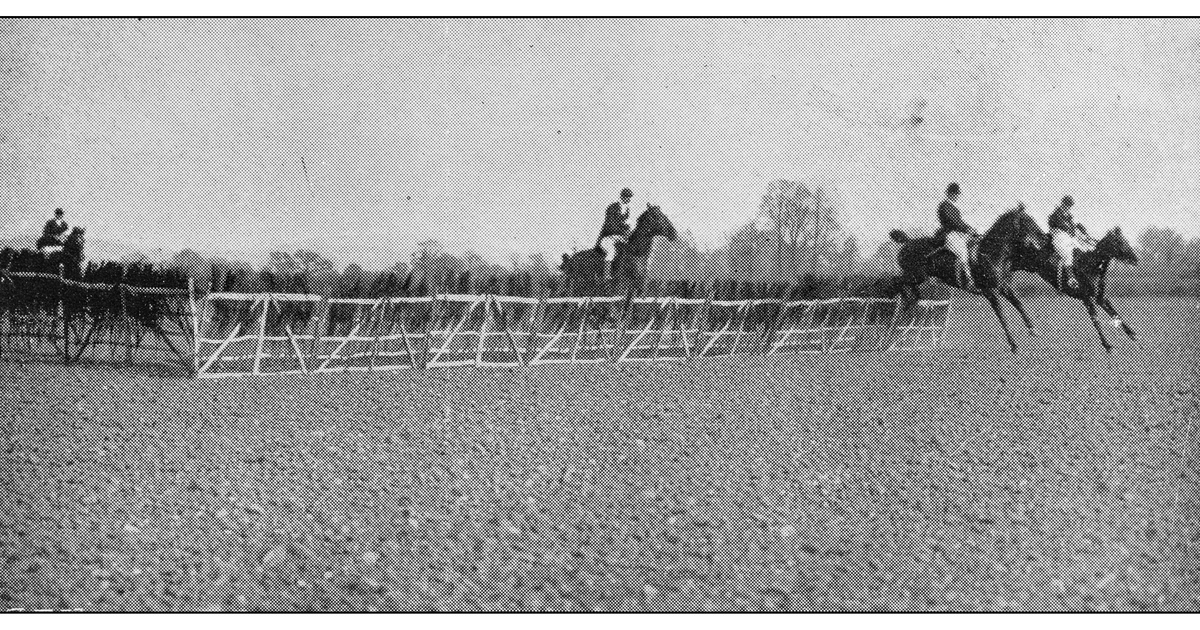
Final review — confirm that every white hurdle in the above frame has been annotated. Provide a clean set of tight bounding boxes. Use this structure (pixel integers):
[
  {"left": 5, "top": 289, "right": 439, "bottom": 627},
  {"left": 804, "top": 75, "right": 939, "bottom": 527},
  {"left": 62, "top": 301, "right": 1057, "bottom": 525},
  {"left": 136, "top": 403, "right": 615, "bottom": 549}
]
[
  {"left": 195, "top": 293, "right": 322, "bottom": 378},
  {"left": 189, "top": 292, "right": 953, "bottom": 377}
]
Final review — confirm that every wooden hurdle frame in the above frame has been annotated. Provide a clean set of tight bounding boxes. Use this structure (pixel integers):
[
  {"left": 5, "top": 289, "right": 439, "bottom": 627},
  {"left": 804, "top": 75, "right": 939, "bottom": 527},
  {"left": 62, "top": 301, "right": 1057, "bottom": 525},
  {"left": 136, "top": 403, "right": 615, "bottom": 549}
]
[
  {"left": 425, "top": 294, "right": 538, "bottom": 368},
  {"left": 615, "top": 297, "right": 705, "bottom": 362},
  {"left": 1, "top": 283, "right": 954, "bottom": 377},
  {"left": 1, "top": 269, "right": 196, "bottom": 371},
  {"left": 311, "top": 296, "right": 433, "bottom": 373},
  {"left": 195, "top": 292, "right": 323, "bottom": 378},
  {"left": 526, "top": 296, "right": 625, "bottom": 365},
  {"left": 767, "top": 297, "right": 902, "bottom": 354},
  {"left": 887, "top": 299, "right": 952, "bottom": 350}
]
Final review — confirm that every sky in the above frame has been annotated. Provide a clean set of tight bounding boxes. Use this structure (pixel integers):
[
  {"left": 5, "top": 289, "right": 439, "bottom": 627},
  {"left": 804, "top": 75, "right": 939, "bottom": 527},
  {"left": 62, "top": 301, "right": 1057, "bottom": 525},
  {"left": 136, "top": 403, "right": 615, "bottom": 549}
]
[{"left": 1, "top": 18, "right": 1197, "bottom": 269}]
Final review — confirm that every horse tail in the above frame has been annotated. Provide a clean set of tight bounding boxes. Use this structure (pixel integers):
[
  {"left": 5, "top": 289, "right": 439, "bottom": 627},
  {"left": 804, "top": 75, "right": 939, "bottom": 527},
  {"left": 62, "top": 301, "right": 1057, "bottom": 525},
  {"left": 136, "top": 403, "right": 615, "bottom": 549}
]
[{"left": 889, "top": 230, "right": 910, "bottom": 244}]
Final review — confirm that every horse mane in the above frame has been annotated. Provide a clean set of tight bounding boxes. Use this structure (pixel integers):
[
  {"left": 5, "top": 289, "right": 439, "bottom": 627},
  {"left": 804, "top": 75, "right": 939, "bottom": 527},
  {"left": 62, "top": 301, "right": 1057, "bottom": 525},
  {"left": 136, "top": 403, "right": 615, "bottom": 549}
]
[
  {"left": 626, "top": 206, "right": 677, "bottom": 256},
  {"left": 633, "top": 205, "right": 675, "bottom": 238},
  {"left": 979, "top": 204, "right": 1043, "bottom": 260},
  {"left": 990, "top": 205, "right": 1032, "bottom": 232}
]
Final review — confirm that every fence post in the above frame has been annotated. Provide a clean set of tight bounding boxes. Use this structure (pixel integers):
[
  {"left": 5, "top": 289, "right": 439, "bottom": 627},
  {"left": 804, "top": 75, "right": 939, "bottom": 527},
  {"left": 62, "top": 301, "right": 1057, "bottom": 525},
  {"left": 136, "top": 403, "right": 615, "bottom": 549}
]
[
  {"left": 58, "top": 264, "right": 68, "bottom": 365},
  {"left": 692, "top": 286, "right": 713, "bottom": 361},
  {"left": 528, "top": 295, "right": 546, "bottom": 364},
  {"left": 764, "top": 285, "right": 793, "bottom": 355},
  {"left": 252, "top": 295, "right": 270, "bottom": 375},
  {"left": 187, "top": 277, "right": 200, "bottom": 375}
]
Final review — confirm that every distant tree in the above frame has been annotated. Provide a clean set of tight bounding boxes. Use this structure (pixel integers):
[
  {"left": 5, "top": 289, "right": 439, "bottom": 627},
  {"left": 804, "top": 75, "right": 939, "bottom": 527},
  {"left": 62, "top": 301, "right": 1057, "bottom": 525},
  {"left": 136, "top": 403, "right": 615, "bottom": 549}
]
[
  {"left": 268, "top": 251, "right": 299, "bottom": 277},
  {"left": 294, "top": 249, "right": 335, "bottom": 274},
  {"left": 294, "top": 249, "right": 337, "bottom": 295},
  {"left": 831, "top": 235, "right": 862, "bottom": 277},
  {"left": 168, "top": 249, "right": 206, "bottom": 279},
  {"left": 757, "top": 180, "right": 842, "bottom": 278},
  {"left": 1183, "top": 238, "right": 1200, "bottom": 278},
  {"left": 386, "top": 260, "right": 411, "bottom": 279},
  {"left": 865, "top": 240, "right": 902, "bottom": 277},
  {"left": 1137, "top": 226, "right": 1186, "bottom": 274},
  {"left": 411, "top": 240, "right": 464, "bottom": 292},
  {"left": 338, "top": 261, "right": 364, "bottom": 298}
]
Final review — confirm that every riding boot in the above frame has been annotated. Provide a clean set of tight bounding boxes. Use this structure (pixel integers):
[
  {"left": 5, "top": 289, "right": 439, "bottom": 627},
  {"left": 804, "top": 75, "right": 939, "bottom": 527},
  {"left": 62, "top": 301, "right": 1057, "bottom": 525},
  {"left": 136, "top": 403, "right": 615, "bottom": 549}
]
[
  {"left": 603, "top": 260, "right": 613, "bottom": 281},
  {"left": 960, "top": 263, "right": 978, "bottom": 292},
  {"left": 1065, "top": 267, "right": 1079, "bottom": 291},
  {"left": 1056, "top": 264, "right": 1077, "bottom": 292}
]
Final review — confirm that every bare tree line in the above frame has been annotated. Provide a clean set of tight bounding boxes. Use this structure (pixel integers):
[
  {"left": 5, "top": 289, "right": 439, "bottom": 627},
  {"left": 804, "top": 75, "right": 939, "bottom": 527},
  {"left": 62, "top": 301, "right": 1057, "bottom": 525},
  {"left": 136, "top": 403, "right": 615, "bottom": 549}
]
[{"left": 149, "top": 180, "right": 1197, "bottom": 300}]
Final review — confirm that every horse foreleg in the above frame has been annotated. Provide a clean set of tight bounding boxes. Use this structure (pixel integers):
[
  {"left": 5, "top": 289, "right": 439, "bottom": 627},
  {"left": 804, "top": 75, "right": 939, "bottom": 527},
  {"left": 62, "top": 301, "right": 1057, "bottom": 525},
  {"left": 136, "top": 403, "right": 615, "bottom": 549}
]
[
  {"left": 984, "top": 291, "right": 1020, "bottom": 354},
  {"left": 1083, "top": 297, "right": 1113, "bottom": 354},
  {"left": 1098, "top": 296, "right": 1137, "bottom": 341},
  {"left": 1000, "top": 286, "right": 1038, "bottom": 337}
]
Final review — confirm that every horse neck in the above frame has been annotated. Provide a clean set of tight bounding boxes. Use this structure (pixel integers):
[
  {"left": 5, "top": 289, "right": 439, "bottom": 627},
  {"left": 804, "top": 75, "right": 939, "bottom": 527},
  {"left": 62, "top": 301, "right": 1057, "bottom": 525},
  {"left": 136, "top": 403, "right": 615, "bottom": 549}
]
[
  {"left": 624, "top": 230, "right": 654, "bottom": 258},
  {"left": 1076, "top": 243, "right": 1111, "bottom": 275},
  {"left": 977, "top": 224, "right": 1012, "bottom": 264}
]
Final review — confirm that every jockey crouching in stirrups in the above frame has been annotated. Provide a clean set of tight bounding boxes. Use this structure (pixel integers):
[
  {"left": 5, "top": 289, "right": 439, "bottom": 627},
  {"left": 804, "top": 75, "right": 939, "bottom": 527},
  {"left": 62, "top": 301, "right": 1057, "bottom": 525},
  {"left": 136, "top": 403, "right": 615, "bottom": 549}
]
[
  {"left": 930, "top": 183, "right": 979, "bottom": 292},
  {"left": 36, "top": 207, "right": 69, "bottom": 253},
  {"left": 596, "top": 188, "right": 634, "bottom": 280},
  {"left": 1048, "top": 195, "right": 1093, "bottom": 291}
]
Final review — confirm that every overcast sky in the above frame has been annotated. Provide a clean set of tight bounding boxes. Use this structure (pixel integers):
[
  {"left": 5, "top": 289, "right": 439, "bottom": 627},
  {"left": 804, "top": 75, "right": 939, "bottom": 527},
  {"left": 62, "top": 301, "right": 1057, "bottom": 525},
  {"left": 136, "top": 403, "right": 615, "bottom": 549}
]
[{"left": 1, "top": 18, "right": 1197, "bottom": 268}]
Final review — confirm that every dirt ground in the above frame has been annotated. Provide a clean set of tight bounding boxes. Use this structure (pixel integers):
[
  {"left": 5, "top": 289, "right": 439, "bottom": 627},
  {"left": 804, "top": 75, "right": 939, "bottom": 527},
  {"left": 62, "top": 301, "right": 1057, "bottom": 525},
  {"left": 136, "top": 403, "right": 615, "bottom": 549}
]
[{"left": 2, "top": 295, "right": 1198, "bottom": 611}]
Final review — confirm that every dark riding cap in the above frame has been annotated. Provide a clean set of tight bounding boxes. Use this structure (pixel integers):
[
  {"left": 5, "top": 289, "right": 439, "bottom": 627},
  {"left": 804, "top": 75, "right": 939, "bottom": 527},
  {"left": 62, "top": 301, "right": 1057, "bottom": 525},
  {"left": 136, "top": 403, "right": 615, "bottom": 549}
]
[
  {"left": 1061, "top": 195, "right": 1074, "bottom": 207},
  {"left": 54, "top": 207, "right": 64, "bottom": 216},
  {"left": 620, "top": 188, "right": 633, "bottom": 199},
  {"left": 946, "top": 183, "right": 960, "bottom": 197}
]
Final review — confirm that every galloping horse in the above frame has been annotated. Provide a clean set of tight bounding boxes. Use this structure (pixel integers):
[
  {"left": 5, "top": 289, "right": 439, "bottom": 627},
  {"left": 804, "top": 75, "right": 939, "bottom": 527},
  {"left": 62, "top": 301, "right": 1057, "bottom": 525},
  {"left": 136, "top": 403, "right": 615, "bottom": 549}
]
[
  {"left": 2, "top": 227, "right": 85, "bottom": 279},
  {"left": 561, "top": 204, "right": 678, "bottom": 296},
  {"left": 890, "top": 205, "right": 1046, "bottom": 353},
  {"left": 1021, "top": 227, "right": 1140, "bottom": 353}
]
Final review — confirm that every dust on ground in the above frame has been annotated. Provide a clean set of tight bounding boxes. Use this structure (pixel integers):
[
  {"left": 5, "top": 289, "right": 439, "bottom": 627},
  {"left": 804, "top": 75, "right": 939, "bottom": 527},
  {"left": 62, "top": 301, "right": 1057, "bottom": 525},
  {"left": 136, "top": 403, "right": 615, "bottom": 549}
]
[{"left": 2, "top": 296, "right": 1198, "bottom": 610}]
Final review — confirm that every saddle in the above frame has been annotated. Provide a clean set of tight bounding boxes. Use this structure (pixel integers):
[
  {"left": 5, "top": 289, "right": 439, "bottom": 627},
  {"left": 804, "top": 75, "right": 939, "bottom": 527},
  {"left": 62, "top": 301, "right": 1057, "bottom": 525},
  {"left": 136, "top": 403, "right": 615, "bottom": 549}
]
[
  {"left": 928, "top": 232, "right": 981, "bottom": 259},
  {"left": 1044, "top": 232, "right": 1095, "bottom": 254}
]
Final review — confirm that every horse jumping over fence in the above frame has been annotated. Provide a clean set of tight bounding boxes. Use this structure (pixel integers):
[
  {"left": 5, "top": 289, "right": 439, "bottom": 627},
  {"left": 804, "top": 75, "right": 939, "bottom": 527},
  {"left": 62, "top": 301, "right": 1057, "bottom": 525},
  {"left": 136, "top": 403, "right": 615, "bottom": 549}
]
[
  {"left": 889, "top": 204, "right": 1046, "bottom": 354},
  {"left": 560, "top": 204, "right": 679, "bottom": 297},
  {"left": 1021, "top": 226, "right": 1141, "bottom": 353}
]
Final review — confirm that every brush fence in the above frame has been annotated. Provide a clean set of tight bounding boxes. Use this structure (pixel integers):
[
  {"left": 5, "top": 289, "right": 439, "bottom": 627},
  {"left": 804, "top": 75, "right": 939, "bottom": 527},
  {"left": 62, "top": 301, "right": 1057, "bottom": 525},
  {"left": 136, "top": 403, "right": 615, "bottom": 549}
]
[
  {"left": 193, "top": 293, "right": 950, "bottom": 378},
  {"left": 0, "top": 269, "right": 196, "bottom": 370}
]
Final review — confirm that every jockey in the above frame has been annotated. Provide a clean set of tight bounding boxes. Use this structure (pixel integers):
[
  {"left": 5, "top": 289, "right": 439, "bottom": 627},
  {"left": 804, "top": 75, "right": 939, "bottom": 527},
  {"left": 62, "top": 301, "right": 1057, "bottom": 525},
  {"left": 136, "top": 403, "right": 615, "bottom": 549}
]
[
  {"left": 1048, "top": 195, "right": 1092, "bottom": 291},
  {"left": 596, "top": 188, "right": 634, "bottom": 279},
  {"left": 932, "top": 183, "right": 979, "bottom": 291},
  {"left": 37, "top": 208, "right": 69, "bottom": 251}
]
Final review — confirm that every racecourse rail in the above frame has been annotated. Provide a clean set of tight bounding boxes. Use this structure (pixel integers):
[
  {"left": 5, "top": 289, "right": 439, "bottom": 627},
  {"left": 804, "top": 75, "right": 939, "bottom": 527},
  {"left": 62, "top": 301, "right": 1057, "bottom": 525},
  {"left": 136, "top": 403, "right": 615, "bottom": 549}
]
[{"left": 1, "top": 270, "right": 951, "bottom": 377}]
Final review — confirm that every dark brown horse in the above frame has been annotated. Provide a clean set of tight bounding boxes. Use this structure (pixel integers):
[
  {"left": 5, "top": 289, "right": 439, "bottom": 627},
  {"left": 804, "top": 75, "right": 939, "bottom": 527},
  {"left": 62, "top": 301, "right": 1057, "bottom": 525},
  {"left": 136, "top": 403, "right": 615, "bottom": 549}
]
[
  {"left": 1019, "top": 226, "right": 1140, "bottom": 353},
  {"left": 1, "top": 227, "right": 85, "bottom": 279},
  {"left": 890, "top": 205, "right": 1046, "bottom": 353},
  {"left": 561, "top": 204, "right": 678, "bottom": 296}
]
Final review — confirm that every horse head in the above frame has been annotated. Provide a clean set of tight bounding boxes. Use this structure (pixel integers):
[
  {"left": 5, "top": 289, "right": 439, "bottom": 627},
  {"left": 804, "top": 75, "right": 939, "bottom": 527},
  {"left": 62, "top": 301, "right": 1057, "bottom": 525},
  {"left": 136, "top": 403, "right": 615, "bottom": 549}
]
[
  {"left": 60, "top": 226, "right": 86, "bottom": 278},
  {"left": 626, "top": 204, "right": 678, "bottom": 257},
  {"left": 1097, "top": 226, "right": 1138, "bottom": 265}
]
